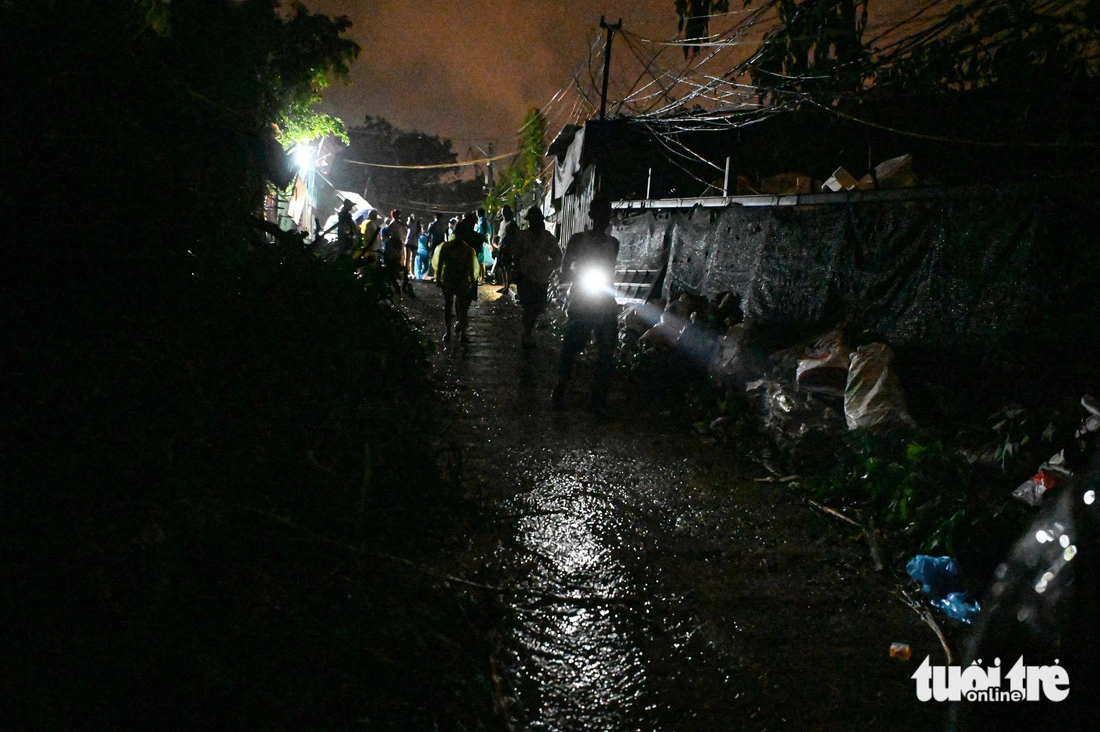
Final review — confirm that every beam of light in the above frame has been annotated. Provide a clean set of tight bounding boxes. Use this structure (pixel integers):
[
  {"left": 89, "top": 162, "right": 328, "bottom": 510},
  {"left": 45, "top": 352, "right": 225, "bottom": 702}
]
[{"left": 621, "top": 299, "right": 720, "bottom": 367}]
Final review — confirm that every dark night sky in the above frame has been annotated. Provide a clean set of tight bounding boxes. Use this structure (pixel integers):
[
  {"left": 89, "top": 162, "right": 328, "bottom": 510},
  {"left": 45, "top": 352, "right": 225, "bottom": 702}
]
[{"left": 304, "top": 1, "right": 920, "bottom": 152}]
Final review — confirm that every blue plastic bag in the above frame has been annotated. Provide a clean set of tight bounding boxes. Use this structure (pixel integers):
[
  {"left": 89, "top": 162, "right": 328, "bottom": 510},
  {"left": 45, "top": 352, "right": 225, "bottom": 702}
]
[
  {"left": 932, "top": 592, "right": 982, "bottom": 624},
  {"left": 906, "top": 555, "right": 981, "bottom": 624}
]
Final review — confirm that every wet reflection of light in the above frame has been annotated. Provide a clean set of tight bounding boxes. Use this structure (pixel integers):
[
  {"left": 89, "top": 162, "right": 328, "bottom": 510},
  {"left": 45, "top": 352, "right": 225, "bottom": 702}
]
[
  {"left": 1036, "top": 530, "right": 1055, "bottom": 544},
  {"left": 1085, "top": 490, "right": 1096, "bottom": 505},
  {"left": 507, "top": 472, "right": 649, "bottom": 729},
  {"left": 1064, "top": 545, "right": 1077, "bottom": 562}
]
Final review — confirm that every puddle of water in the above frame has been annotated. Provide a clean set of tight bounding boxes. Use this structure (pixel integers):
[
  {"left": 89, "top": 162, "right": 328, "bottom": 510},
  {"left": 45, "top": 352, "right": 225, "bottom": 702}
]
[{"left": 499, "top": 468, "right": 652, "bottom": 729}]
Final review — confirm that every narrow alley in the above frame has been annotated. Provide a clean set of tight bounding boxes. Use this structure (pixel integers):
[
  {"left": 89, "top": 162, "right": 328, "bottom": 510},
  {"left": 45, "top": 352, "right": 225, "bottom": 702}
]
[{"left": 401, "top": 282, "right": 939, "bottom": 731}]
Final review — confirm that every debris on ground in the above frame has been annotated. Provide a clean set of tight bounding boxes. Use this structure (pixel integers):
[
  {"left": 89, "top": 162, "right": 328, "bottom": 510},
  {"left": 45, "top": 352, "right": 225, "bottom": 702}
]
[
  {"left": 906, "top": 554, "right": 981, "bottom": 624},
  {"left": 1012, "top": 450, "right": 1072, "bottom": 506},
  {"left": 796, "top": 329, "right": 850, "bottom": 397},
  {"left": 889, "top": 642, "right": 912, "bottom": 660}
]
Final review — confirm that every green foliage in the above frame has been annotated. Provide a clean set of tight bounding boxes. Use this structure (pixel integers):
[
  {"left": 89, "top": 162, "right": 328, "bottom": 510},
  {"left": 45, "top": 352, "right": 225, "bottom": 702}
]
[
  {"left": 487, "top": 108, "right": 548, "bottom": 212},
  {"left": 987, "top": 405, "right": 1032, "bottom": 471},
  {"left": 133, "top": 0, "right": 172, "bottom": 35},
  {"left": 805, "top": 428, "right": 1031, "bottom": 574},
  {"left": 279, "top": 103, "right": 349, "bottom": 146}
]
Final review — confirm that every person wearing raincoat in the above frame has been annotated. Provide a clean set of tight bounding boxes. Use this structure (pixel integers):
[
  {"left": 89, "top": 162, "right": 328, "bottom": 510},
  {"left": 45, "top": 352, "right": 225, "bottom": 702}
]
[{"left": 432, "top": 216, "right": 481, "bottom": 346}]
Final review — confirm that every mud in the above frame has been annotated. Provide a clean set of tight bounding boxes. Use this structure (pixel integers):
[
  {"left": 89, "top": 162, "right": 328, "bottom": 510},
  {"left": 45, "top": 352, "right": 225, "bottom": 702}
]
[{"left": 402, "top": 282, "right": 942, "bottom": 730}]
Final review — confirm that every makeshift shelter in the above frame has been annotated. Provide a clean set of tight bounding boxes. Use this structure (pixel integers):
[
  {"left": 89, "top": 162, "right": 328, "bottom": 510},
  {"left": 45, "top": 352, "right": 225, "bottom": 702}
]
[{"left": 546, "top": 114, "right": 1100, "bottom": 352}]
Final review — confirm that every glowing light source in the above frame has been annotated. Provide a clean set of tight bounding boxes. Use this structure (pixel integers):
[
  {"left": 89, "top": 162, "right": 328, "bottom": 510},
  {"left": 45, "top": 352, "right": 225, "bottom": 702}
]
[
  {"left": 1085, "top": 490, "right": 1095, "bottom": 505},
  {"left": 578, "top": 266, "right": 612, "bottom": 296},
  {"left": 294, "top": 146, "right": 313, "bottom": 172}
]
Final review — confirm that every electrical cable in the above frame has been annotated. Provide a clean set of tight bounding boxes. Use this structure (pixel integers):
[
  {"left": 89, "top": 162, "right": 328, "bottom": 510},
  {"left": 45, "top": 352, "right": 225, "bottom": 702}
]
[{"left": 342, "top": 150, "right": 518, "bottom": 169}]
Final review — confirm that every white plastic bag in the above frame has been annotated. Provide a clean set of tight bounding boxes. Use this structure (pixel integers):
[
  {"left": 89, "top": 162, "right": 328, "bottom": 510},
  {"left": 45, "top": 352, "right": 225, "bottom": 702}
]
[{"left": 844, "top": 343, "right": 914, "bottom": 430}]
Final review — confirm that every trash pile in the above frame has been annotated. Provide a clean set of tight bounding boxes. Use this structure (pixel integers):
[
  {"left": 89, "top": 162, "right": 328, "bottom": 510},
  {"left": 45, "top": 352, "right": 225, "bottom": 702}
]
[
  {"left": 625, "top": 293, "right": 917, "bottom": 443},
  {"left": 1009, "top": 396, "right": 1100, "bottom": 507},
  {"left": 622, "top": 290, "right": 1100, "bottom": 633},
  {"left": 821, "top": 154, "right": 916, "bottom": 192}
]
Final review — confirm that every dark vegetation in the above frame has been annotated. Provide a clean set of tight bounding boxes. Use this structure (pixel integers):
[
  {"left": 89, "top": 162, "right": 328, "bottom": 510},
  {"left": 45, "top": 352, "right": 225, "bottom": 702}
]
[
  {"left": 654, "top": 0, "right": 1100, "bottom": 198},
  {"left": 2, "top": 2, "right": 496, "bottom": 728}
]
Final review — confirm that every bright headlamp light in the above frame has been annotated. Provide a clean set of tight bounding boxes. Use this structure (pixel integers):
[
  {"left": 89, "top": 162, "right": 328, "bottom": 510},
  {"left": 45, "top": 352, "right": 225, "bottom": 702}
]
[{"left": 578, "top": 266, "right": 612, "bottom": 296}]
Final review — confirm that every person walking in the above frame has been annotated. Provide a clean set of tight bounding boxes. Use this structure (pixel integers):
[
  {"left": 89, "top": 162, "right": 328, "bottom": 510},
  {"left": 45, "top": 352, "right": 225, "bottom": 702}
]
[
  {"left": 382, "top": 209, "right": 409, "bottom": 294},
  {"left": 433, "top": 216, "right": 480, "bottom": 347},
  {"left": 512, "top": 206, "right": 561, "bottom": 349},
  {"left": 551, "top": 197, "right": 620, "bottom": 412},
  {"left": 427, "top": 212, "right": 448, "bottom": 250},
  {"left": 416, "top": 224, "right": 431, "bottom": 280},
  {"left": 494, "top": 204, "right": 519, "bottom": 294},
  {"left": 324, "top": 198, "right": 360, "bottom": 256},
  {"left": 404, "top": 213, "right": 419, "bottom": 283},
  {"left": 353, "top": 209, "right": 381, "bottom": 263},
  {"left": 426, "top": 212, "right": 447, "bottom": 278}
]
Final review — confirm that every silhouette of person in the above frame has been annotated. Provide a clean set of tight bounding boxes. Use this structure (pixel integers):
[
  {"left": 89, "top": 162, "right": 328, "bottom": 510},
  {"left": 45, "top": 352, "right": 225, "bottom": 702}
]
[{"left": 551, "top": 197, "right": 619, "bottom": 412}]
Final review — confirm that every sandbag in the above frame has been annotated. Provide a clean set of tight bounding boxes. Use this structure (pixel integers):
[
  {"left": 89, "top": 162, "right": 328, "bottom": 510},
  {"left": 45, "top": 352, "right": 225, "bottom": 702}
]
[
  {"left": 844, "top": 343, "right": 914, "bottom": 430},
  {"left": 796, "top": 329, "right": 850, "bottom": 397}
]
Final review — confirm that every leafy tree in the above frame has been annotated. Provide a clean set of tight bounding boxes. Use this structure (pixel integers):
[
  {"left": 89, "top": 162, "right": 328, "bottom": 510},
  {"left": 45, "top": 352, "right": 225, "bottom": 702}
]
[
  {"left": 676, "top": 0, "right": 731, "bottom": 58},
  {"left": 487, "top": 108, "right": 548, "bottom": 213},
  {"left": 878, "top": 0, "right": 1100, "bottom": 94},
  {"left": 748, "top": 0, "right": 872, "bottom": 103},
  {"left": 4, "top": 4, "right": 495, "bottom": 727},
  {"left": 3, "top": 0, "right": 358, "bottom": 256}
]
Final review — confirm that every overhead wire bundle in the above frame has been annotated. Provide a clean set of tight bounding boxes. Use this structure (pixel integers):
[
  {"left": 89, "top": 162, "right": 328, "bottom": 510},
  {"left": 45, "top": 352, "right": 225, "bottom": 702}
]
[{"left": 537, "top": 0, "right": 1099, "bottom": 190}]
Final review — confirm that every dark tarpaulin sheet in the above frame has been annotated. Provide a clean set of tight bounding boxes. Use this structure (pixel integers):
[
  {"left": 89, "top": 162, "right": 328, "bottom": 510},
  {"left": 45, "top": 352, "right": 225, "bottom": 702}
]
[
  {"left": 611, "top": 210, "right": 672, "bottom": 271},
  {"left": 631, "top": 185, "right": 1098, "bottom": 351},
  {"left": 607, "top": 210, "right": 673, "bottom": 303}
]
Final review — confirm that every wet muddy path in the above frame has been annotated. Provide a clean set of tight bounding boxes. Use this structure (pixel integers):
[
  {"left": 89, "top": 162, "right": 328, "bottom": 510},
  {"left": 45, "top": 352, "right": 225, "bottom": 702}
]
[{"left": 402, "top": 283, "right": 939, "bottom": 731}]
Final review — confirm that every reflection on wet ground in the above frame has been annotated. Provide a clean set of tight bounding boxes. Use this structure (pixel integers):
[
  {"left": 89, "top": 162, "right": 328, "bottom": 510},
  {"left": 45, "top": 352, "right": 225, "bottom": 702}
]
[{"left": 402, "top": 283, "right": 937, "bottom": 730}]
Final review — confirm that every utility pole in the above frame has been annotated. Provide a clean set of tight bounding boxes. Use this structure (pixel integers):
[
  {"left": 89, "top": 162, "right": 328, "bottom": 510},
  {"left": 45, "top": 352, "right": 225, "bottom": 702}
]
[
  {"left": 599, "top": 16, "right": 622, "bottom": 121},
  {"left": 470, "top": 142, "right": 496, "bottom": 190}
]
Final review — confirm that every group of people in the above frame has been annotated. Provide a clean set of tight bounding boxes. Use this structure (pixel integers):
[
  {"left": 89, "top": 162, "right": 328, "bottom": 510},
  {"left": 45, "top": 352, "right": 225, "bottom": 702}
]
[
  {"left": 329, "top": 202, "right": 500, "bottom": 297},
  {"left": 325, "top": 195, "right": 621, "bottom": 412},
  {"left": 434, "top": 198, "right": 621, "bottom": 413}
]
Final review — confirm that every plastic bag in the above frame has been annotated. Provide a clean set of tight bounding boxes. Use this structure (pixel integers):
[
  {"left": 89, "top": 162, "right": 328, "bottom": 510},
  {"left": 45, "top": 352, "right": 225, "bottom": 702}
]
[
  {"left": 1011, "top": 450, "right": 1072, "bottom": 507},
  {"left": 796, "top": 329, "right": 850, "bottom": 397},
  {"left": 932, "top": 592, "right": 981, "bottom": 624},
  {"left": 844, "top": 343, "right": 914, "bottom": 430},
  {"left": 906, "top": 554, "right": 981, "bottom": 624},
  {"left": 1076, "top": 394, "right": 1100, "bottom": 438},
  {"left": 709, "top": 324, "right": 766, "bottom": 387},
  {"left": 907, "top": 555, "right": 966, "bottom": 596}
]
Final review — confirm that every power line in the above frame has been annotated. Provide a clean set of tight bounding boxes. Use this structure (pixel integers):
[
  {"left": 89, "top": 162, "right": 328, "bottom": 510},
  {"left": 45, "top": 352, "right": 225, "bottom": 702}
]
[{"left": 343, "top": 150, "right": 518, "bottom": 170}]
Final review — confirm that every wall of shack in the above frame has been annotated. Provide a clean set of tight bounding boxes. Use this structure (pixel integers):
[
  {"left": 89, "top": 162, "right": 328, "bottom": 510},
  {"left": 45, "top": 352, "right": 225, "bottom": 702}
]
[{"left": 609, "top": 184, "right": 1100, "bottom": 353}]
